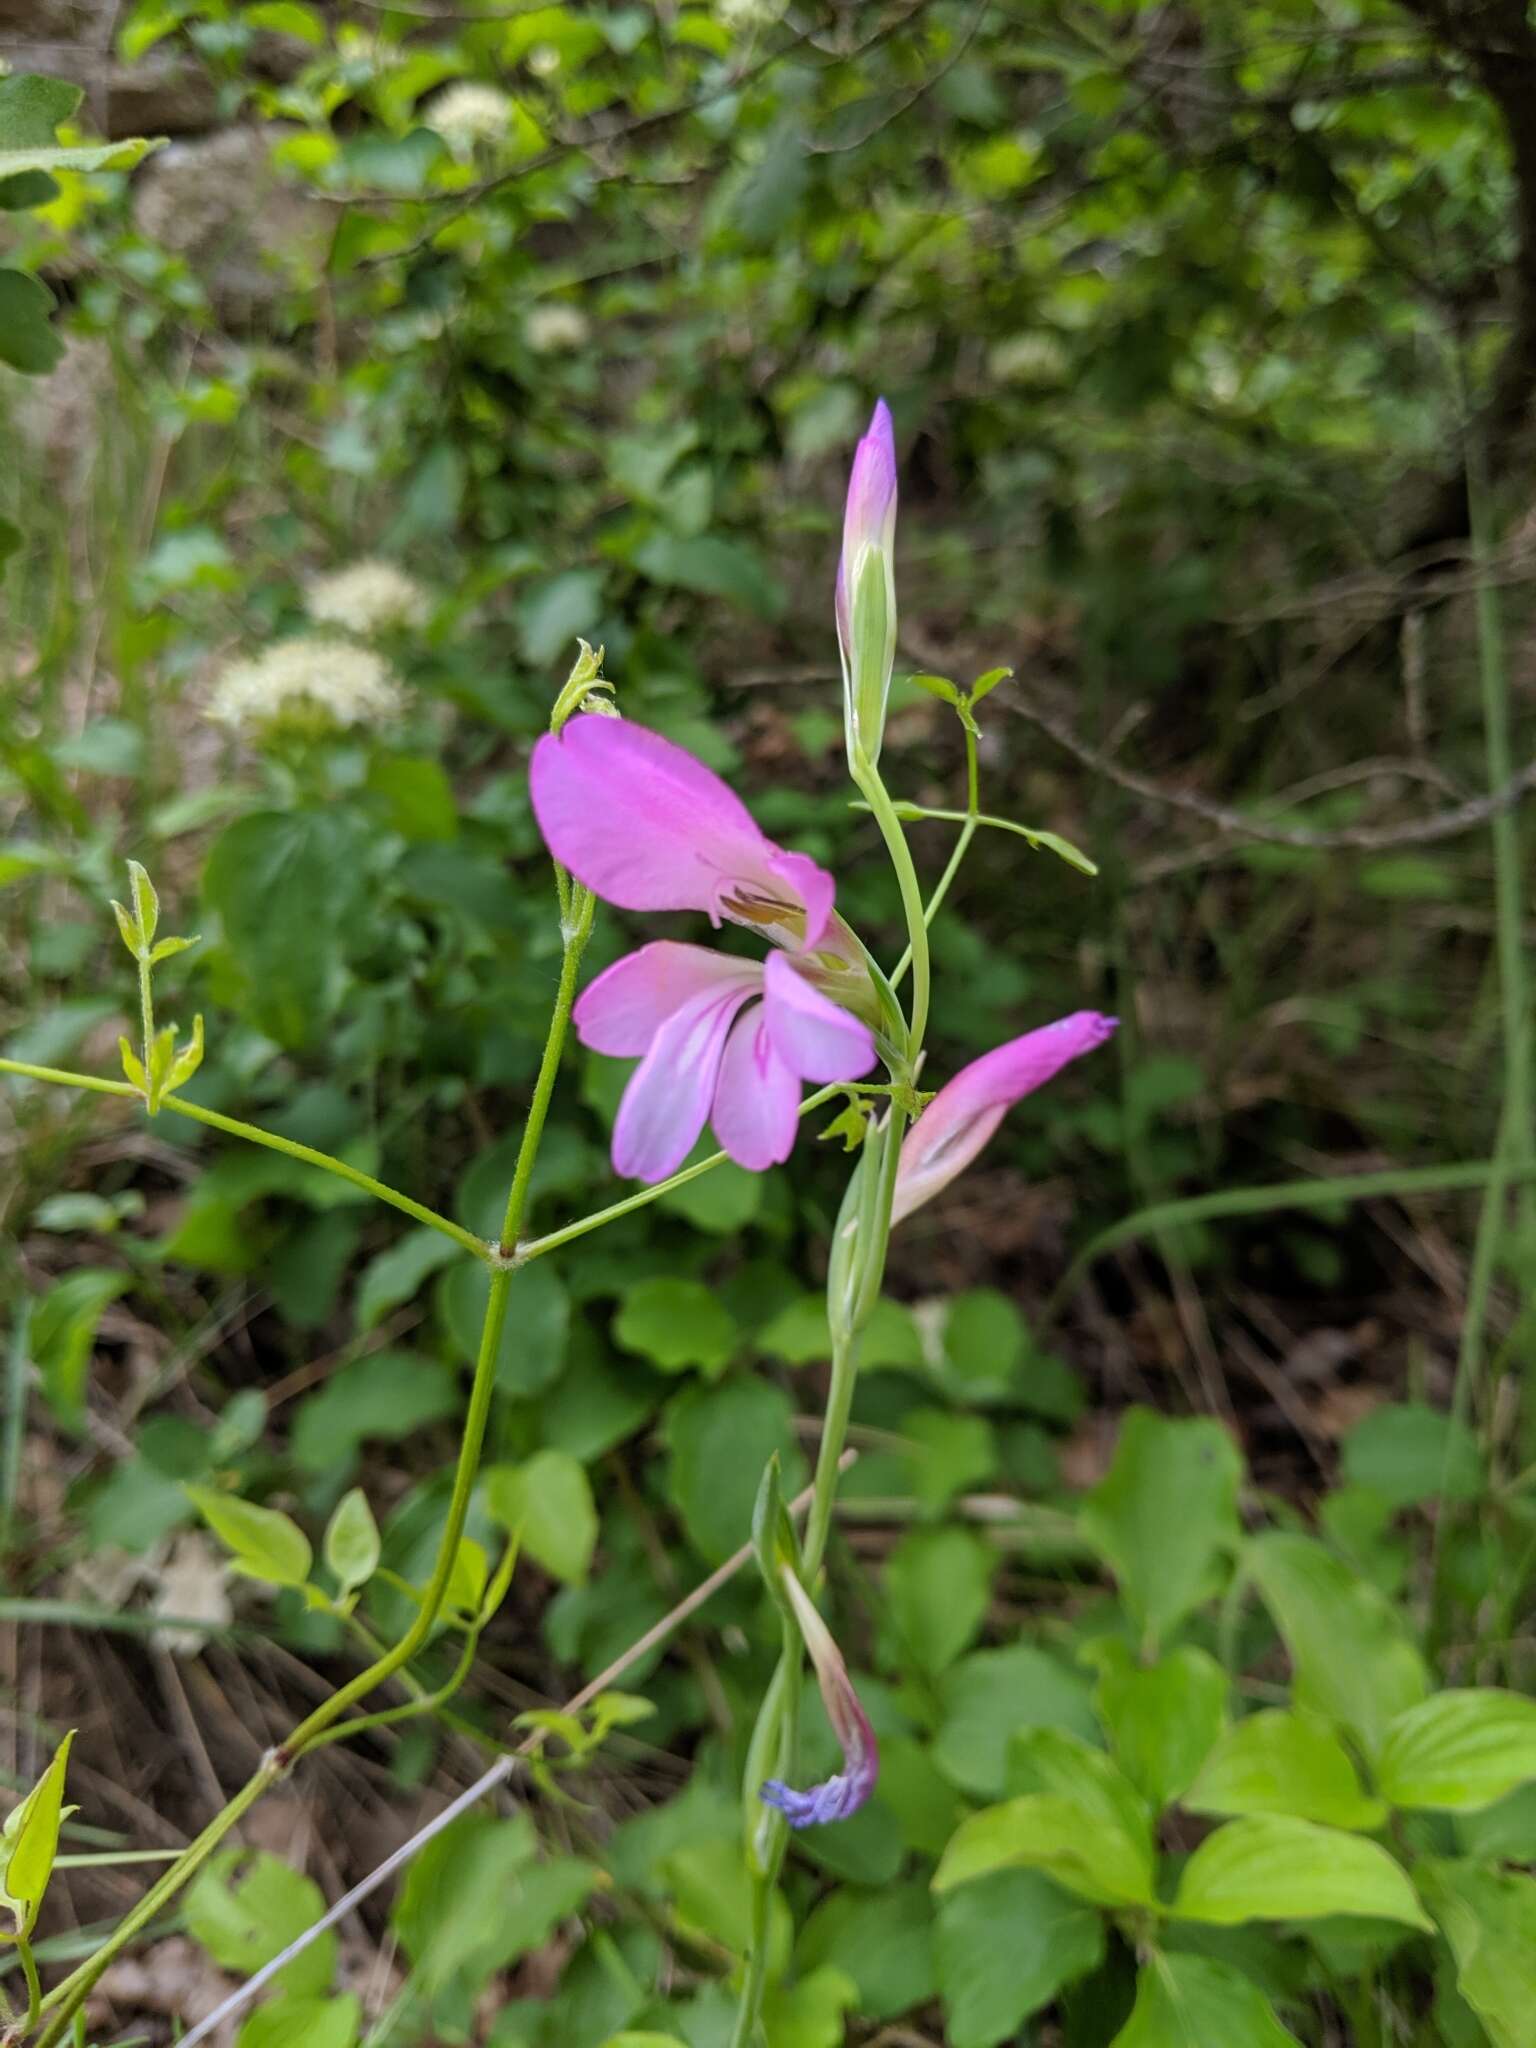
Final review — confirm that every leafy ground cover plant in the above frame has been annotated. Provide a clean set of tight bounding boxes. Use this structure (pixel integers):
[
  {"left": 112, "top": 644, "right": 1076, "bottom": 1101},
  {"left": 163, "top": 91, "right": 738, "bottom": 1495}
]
[{"left": 3, "top": 3, "right": 1536, "bottom": 2043}]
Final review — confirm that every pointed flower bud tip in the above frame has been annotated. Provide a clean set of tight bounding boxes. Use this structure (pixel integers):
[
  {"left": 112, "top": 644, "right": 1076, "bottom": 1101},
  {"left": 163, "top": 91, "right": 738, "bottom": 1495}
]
[
  {"left": 892, "top": 1012, "right": 1118, "bottom": 1225},
  {"left": 836, "top": 400, "right": 899, "bottom": 767}
]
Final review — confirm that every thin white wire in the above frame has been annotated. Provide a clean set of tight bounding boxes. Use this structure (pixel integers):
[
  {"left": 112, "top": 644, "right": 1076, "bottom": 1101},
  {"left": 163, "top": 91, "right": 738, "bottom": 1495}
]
[{"left": 177, "top": 1756, "right": 518, "bottom": 2047}]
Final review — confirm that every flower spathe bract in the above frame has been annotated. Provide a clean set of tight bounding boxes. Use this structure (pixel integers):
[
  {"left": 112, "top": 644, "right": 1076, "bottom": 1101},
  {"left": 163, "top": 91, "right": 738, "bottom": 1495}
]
[
  {"left": 759, "top": 1568, "right": 877, "bottom": 1828},
  {"left": 575, "top": 942, "right": 876, "bottom": 1182},
  {"left": 531, "top": 714, "right": 837, "bottom": 950},
  {"left": 836, "top": 398, "right": 898, "bottom": 767},
  {"left": 892, "top": 1011, "right": 1118, "bottom": 1224}
]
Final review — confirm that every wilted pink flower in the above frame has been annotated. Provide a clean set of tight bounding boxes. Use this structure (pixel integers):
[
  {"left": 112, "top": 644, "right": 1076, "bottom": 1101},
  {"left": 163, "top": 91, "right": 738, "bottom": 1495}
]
[
  {"left": 892, "top": 1012, "right": 1118, "bottom": 1224},
  {"left": 575, "top": 942, "right": 876, "bottom": 1181},
  {"left": 531, "top": 714, "right": 836, "bottom": 950},
  {"left": 835, "top": 399, "right": 898, "bottom": 765},
  {"left": 760, "top": 1567, "right": 878, "bottom": 1828}
]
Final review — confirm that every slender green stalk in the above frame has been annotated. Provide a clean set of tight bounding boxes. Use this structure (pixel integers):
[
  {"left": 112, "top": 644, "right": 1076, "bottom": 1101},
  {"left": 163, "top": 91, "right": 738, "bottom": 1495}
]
[
  {"left": 731, "top": 783, "right": 927, "bottom": 2048},
  {"left": 0, "top": 1056, "right": 485, "bottom": 1260},
  {"left": 852, "top": 751, "right": 930, "bottom": 1055},
  {"left": 34, "top": 1765, "right": 278, "bottom": 2038},
  {"left": 519, "top": 1083, "right": 848, "bottom": 1263},
  {"left": 0, "top": 1058, "right": 136, "bottom": 1100},
  {"left": 15, "top": 1947, "right": 39, "bottom": 2035},
  {"left": 33, "top": 883, "right": 595, "bottom": 2041},
  {"left": 135, "top": 952, "right": 154, "bottom": 1081},
  {"left": 1044, "top": 1157, "right": 1536, "bottom": 1325},
  {"left": 1457, "top": 410, "right": 1533, "bottom": 1413},
  {"left": 892, "top": 718, "right": 979, "bottom": 991},
  {"left": 1, "top": 1304, "right": 28, "bottom": 1556}
]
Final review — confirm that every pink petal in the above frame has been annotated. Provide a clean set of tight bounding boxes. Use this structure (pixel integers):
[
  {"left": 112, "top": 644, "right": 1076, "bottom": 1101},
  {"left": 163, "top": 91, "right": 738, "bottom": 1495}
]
[
  {"left": 760, "top": 950, "right": 877, "bottom": 1084},
  {"left": 766, "top": 850, "right": 834, "bottom": 952},
  {"left": 574, "top": 943, "right": 761, "bottom": 1056},
  {"left": 710, "top": 1006, "right": 801, "bottom": 1171},
  {"left": 892, "top": 1012, "right": 1117, "bottom": 1224},
  {"left": 611, "top": 981, "right": 758, "bottom": 1182},
  {"left": 531, "top": 715, "right": 836, "bottom": 948},
  {"left": 836, "top": 398, "right": 898, "bottom": 657},
  {"left": 531, "top": 716, "right": 765, "bottom": 917}
]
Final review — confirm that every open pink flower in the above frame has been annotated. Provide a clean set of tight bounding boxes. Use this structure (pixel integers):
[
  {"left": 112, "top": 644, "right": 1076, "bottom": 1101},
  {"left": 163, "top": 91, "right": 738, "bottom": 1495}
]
[
  {"left": 531, "top": 714, "right": 835, "bottom": 951},
  {"left": 575, "top": 941, "right": 876, "bottom": 1181},
  {"left": 892, "top": 1012, "right": 1118, "bottom": 1224}
]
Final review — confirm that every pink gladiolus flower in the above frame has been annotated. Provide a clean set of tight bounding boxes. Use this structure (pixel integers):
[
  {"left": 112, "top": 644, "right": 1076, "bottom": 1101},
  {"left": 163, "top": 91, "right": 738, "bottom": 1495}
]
[
  {"left": 575, "top": 941, "right": 876, "bottom": 1183},
  {"left": 760, "top": 1568, "right": 878, "bottom": 1828},
  {"left": 531, "top": 713, "right": 836, "bottom": 951},
  {"left": 892, "top": 1012, "right": 1118, "bottom": 1225}
]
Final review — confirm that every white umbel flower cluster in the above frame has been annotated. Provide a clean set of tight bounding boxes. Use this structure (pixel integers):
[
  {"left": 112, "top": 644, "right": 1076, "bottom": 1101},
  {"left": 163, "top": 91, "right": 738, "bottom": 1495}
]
[
  {"left": 430, "top": 81, "right": 514, "bottom": 157},
  {"left": 525, "top": 302, "right": 590, "bottom": 353},
  {"left": 305, "top": 557, "right": 430, "bottom": 634},
  {"left": 208, "top": 637, "right": 405, "bottom": 737}
]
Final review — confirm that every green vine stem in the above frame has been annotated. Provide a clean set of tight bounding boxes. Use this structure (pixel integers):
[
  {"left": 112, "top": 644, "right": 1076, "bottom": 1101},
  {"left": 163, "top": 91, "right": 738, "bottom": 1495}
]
[
  {"left": 0, "top": 1057, "right": 486, "bottom": 1261},
  {"left": 27, "top": 884, "right": 595, "bottom": 2043},
  {"left": 851, "top": 750, "right": 930, "bottom": 1058},
  {"left": 730, "top": 757, "right": 931, "bottom": 2048},
  {"left": 891, "top": 712, "right": 979, "bottom": 991}
]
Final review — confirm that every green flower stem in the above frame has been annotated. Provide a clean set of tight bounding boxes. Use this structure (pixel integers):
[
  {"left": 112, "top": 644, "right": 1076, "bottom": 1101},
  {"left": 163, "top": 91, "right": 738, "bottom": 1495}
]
[
  {"left": 1043, "top": 1157, "right": 1536, "bottom": 1327},
  {"left": 731, "top": 987, "right": 916, "bottom": 2048},
  {"left": 1459, "top": 408, "right": 1533, "bottom": 1406},
  {"left": 518, "top": 1083, "right": 849, "bottom": 1264},
  {"left": 136, "top": 952, "right": 155, "bottom": 1101},
  {"left": 892, "top": 715, "right": 979, "bottom": 991},
  {"left": 15, "top": 1945, "right": 39, "bottom": 2035},
  {"left": 34, "top": 1765, "right": 278, "bottom": 2040},
  {"left": 0, "top": 1056, "right": 485, "bottom": 1261},
  {"left": 32, "top": 884, "right": 595, "bottom": 2043},
  {"left": 852, "top": 749, "right": 930, "bottom": 1058}
]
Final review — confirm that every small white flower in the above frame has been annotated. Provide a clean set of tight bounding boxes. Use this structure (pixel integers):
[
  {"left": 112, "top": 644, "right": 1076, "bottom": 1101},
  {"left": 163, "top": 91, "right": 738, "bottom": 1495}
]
[
  {"left": 429, "top": 81, "right": 514, "bottom": 158},
  {"left": 527, "top": 43, "right": 562, "bottom": 77},
  {"left": 718, "top": 0, "right": 783, "bottom": 26},
  {"left": 305, "top": 557, "right": 430, "bottom": 635},
  {"left": 207, "top": 636, "right": 406, "bottom": 738},
  {"left": 525, "top": 302, "right": 590, "bottom": 353}
]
